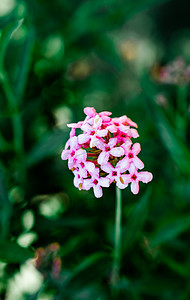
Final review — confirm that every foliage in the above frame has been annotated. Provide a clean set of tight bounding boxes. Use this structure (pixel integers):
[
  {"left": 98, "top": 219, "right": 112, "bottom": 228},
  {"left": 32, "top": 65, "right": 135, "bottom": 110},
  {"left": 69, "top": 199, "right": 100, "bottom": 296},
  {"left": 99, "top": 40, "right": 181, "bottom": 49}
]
[{"left": 0, "top": 0, "right": 190, "bottom": 299}]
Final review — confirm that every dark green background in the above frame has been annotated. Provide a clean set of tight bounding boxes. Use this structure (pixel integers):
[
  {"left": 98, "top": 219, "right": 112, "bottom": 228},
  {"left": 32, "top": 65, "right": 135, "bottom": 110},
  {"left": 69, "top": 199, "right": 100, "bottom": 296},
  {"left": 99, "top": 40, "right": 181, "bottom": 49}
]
[{"left": 0, "top": 0, "right": 190, "bottom": 299}]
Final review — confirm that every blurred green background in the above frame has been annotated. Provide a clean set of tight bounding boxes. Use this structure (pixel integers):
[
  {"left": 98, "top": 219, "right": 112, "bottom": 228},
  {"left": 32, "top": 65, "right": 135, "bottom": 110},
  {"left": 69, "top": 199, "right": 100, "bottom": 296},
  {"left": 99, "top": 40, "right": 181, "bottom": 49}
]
[{"left": 1, "top": 0, "right": 190, "bottom": 299}]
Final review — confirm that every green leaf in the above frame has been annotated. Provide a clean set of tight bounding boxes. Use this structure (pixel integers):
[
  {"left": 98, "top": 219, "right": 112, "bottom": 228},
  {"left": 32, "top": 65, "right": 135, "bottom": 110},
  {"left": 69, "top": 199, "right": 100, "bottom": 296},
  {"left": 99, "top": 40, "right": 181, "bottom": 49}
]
[
  {"left": 142, "top": 74, "right": 190, "bottom": 177},
  {"left": 150, "top": 214, "right": 190, "bottom": 247},
  {"left": 26, "top": 130, "right": 68, "bottom": 167},
  {"left": 0, "top": 241, "right": 33, "bottom": 263},
  {"left": 14, "top": 26, "right": 35, "bottom": 103},
  {"left": 0, "top": 19, "right": 24, "bottom": 72},
  {"left": 122, "top": 189, "right": 151, "bottom": 252}
]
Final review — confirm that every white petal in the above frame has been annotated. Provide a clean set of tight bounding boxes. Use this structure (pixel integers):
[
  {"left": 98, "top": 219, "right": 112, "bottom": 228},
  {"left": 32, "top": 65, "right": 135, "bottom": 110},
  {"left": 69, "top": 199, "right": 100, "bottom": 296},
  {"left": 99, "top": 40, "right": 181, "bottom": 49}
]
[
  {"left": 101, "top": 163, "right": 113, "bottom": 174},
  {"left": 97, "top": 151, "right": 109, "bottom": 165},
  {"left": 94, "top": 115, "right": 102, "bottom": 128},
  {"left": 138, "top": 171, "right": 153, "bottom": 183},
  {"left": 131, "top": 181, "right": 139, "bottom": 194},
  {"left": 98, "top": 177, "right": 110, "bottom": 187},
  {"left": 85, "top": 162, "right": 95, "bottom": 174},
  {"left": 133, "top": 157, "right": 144, "bottom": 169},
  {"left": 110, "top": 147, "right": 124, "bottom": 157},
  {"left": 61, "top": 150, "right": 70, "bottom": 160},
  {"left": 93, "top": 185, "right": 103, "bottom": 198},
  {"left": 78, "top": 134, "right": 90, "bottom": 144},
  {"left": 116, "top": 158, "right": 130, "bottom": 173},
  {"left": 108, "top": 138, "right": 117, "bottom": 148},
  {"left": 83, "top": 179, "right": 93, "bottom": 191},
  {"left": 97, "top": 129, "right": 108, "bottom": 137}
]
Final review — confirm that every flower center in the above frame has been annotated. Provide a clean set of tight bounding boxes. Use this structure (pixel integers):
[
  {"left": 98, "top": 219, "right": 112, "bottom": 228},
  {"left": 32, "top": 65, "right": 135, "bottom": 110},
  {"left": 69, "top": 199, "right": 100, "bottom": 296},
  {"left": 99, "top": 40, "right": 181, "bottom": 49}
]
[
  {"left": 71, "top": 151, "right": 75, "bottom": 157},
  {"left": 112, "top": 171, "right": 117, "bottom": 176},
  {"left": 128, "top": 153, "right": 133, "bottom": 158},
  {"left": 121, "top": 133, "right": 126, "bottom": 138},
  {"left": 80, "top": 162, "right": 85, "bottom": 168},
  {"left": 131, "top": 174, "right": 137, "bottom": 180},
  {"left": 91, "top": 131, "right": 95, "bottom": 135},
  {"left": 93, "top": 179, "right": 98, "bottom": 185},
  {"left": 106, "top": 147, "right": 110, "bottom": 152}
]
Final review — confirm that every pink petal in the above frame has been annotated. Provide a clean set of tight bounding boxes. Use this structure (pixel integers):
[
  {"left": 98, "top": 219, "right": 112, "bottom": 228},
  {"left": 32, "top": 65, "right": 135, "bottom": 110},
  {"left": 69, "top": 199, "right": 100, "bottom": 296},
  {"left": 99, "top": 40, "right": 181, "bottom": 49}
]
[
  {"left": 138, "top": 171, "right": 153, "bottom": 183},
  {"left": 97, "top": 151, "right": 109, "bottom": 165},
  {"left": 61, "top": 150, "right": 70, "bottom": 160},
  {"left": 130, "top": 129, "right": 139, "bottom": 138},
  {"left": 101, "top": 162, "right": 113, "bottom": 173},
  {"left": 132, "top": 143, "right": 141, "bottom": 155},
  {"left": 131, "top": 180, "right": 139, "bottom": 194},
  {"left": 110, "top": 147, "right": 124, "bottom": 157},
  {"left": 84, "top": 107, "right": 97, "bottom": 117},
  {"left": 93, "top": 185, "right": 103, "bottom": 198}
]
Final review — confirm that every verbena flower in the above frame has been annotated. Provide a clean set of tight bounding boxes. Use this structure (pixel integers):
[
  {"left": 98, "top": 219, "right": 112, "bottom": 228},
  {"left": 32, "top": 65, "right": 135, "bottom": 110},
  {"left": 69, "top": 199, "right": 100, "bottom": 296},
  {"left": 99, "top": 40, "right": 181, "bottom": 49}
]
[{"left": 61, "top": 107, "right": 153, "bottom": 198}]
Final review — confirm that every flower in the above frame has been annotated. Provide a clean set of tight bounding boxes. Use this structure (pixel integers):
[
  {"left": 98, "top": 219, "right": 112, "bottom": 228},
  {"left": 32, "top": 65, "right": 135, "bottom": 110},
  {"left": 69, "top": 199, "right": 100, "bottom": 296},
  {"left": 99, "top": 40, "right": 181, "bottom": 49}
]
[{"left": 61, "top": 107, "right": 153, "bottom": 198}]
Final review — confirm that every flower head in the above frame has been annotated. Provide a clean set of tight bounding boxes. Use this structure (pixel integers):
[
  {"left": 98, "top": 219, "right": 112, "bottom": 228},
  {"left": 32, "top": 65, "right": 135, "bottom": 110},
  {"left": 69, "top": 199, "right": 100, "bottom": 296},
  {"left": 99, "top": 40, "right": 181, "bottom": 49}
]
[{"left": 61, "top": 107, "right": 153, "bottom": 198}]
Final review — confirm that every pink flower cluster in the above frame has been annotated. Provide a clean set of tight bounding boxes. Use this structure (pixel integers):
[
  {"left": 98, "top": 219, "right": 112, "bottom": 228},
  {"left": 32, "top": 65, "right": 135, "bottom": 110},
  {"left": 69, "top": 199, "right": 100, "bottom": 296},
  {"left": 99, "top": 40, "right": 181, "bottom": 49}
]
[{"left": 61, "top": 107, "right": 153, "bottom": 198}]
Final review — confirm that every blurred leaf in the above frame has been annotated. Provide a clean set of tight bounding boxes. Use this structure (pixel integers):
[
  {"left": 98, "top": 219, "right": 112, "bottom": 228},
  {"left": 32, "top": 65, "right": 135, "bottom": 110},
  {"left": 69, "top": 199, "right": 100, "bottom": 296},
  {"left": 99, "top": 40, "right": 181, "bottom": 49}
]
[
  {"left": 0, "top": 241, "right": 33, "bottom": 263},
  {"left": 143, "top": 75, "right": 190, "bottom": 176},
  {"left": 0, "top": 165, "right": 12, "bottom": 239},
  {"left": 26, "top": 130, "right": 68, "bottom": 167},
  {"left": 61, "top": 252, "right": 110, "bottom": 294},
  {"left": 14, "top": 26, "right": 35, "bottom": 103},
  {"left": 0, "top": 19, "right": 23, "bottom": 72},
  {"left": 150, "top": 214, "right": 190, "bottom": 247},
  {"left": 122, "top": 189, "right": 151, "bottom": 252},
  {"left": 161, "top": 253, "right": 188, "bottom": 277}
]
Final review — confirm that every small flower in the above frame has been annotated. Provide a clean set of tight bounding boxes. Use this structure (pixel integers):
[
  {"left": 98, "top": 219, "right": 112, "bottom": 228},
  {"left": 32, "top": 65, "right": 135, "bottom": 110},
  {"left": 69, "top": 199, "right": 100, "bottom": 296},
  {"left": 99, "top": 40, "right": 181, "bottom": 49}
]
[
  {"left": 61, "top": 107, "right": 153, "bottom": 198},
  {"left": 124, "top": 163, "right": 153, "bottom": 194}
]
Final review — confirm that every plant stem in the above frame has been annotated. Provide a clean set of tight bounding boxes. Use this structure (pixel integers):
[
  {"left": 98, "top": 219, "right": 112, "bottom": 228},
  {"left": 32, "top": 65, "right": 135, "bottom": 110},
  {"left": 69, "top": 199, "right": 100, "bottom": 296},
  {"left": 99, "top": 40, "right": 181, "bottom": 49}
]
[{"left": 112, "top": 186, "right": 122, "bottom": 285}]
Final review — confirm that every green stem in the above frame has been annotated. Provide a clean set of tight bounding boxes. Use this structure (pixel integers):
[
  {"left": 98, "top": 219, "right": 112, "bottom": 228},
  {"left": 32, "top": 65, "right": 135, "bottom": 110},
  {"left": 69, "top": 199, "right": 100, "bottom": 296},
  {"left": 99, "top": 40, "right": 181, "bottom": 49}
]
[{"left": 112, "top": 186, "right": 122, "bottom": 285}]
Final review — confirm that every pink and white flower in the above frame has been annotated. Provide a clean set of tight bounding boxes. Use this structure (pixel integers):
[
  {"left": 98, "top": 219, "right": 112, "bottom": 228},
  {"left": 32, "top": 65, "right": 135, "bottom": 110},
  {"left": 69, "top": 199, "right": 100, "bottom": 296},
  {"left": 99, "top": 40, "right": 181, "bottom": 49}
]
[
  {"left": 61, "top": 107, "right": 153, "bottom": 198},
  {"left": 124, "top": 163, "right": 153, "bottom": 194}
]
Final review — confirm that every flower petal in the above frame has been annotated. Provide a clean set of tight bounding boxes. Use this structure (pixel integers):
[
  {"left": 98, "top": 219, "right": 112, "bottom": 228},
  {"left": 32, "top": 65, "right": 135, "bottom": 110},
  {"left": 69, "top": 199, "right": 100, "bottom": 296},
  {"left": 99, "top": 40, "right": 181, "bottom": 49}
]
[
  {"left": 97, "top": 129, "right": 108, "bottom": 137},
  {"left": 132, "top": 143, "right": 141, "bottom": 155},
  {"left": 138, "top": 171, "right": 153, "bottom": 183},
  {"left": 110, "top": 146, "right": 124, "bottom": 157},
  {"left": 98, "top": 177, "right": 110, "bottom": 187},
  {"left": 61, "top": 150, "right": 70, "bottom": 160},
  {"left": 131, "top": 180, "right": 139, "bottom": 194},
  {"left": 133, "top": 157, "right": 144, "bottom": 169},
  {"left": 84, "top": 107, "right": 96, "bottom": 117},
  {"left": 101, "top": 163, "right": 113, "bottom": 174},
  {"left": 93, "top": 185, "right": 103, "bottom": 198},
  {"left": 78, "top": 134, "right": 90, "bottom": 144},
  {"left": 97, "top": 151, "right": 109, "bottom": 165}
]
